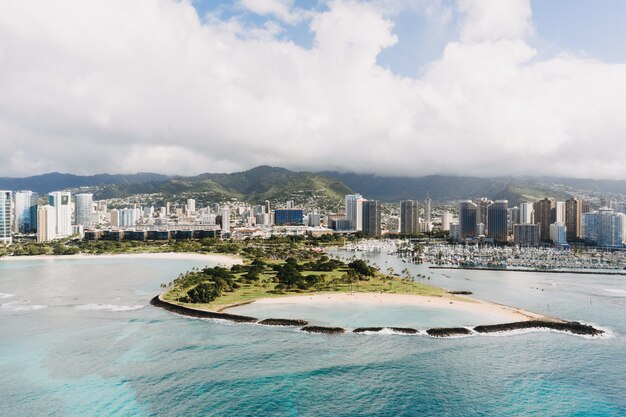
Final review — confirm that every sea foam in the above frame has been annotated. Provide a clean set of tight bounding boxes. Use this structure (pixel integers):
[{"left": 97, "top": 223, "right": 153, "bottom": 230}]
[{"left": 75, "top": 303, "right": 144, "bottom": 312}]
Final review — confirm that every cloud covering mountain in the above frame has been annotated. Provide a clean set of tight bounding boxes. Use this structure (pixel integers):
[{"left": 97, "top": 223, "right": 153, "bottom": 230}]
[{"left": 0, "top": 0, "right": 624, "bottom": 178}]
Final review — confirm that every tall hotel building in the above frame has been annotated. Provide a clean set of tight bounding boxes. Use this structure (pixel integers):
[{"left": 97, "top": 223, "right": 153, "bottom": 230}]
[
  {"left": 400, "top": 200, "right": 419, "bottom": 235},
  {"left": 345, "top": 194, "right": 365, "bottom": 231},
  {"left": 14, "top": 190, "right": 38, "bottom": 233},
  {"left": 49, "top": 191, "right": 72, "bottom": 238},
  {"left": 565, "top": 198, "right": 583, "bottom": 241},
  {"left": 487, "top": 200, "right": 509, "bottom": 243},
  {"left": 75, "top": 193, "right": 94, "bottom": 227},
  {"left": 458, "top": 200, "right": 477, "bottom": 243},
  {"left": 534, "top": 198, "right": 556, "bottom": 242},
  {"left": 0, "top": 191, "right": 12, "bottom": 245},
  {"left": 37, "top": 205, "right": 56, "bottom": 243},
  {"left": 362, "top": 200, "right": 382, "bottom": 237}
]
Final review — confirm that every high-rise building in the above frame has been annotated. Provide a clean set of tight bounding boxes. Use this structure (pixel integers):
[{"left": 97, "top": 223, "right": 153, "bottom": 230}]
[
  {"left": 475, "top": 198, "right": 492, "bottom": 231},
  {"left": 441, "top": 211, "right": 452, "bottom": 231},
  {"left": 400, "top": 200, "right": 419, "bottom": 235},
  {"left": 186, "top": 199, "right": 196, "bottom": 214},
  {"left": 487, "top": 200, "right": 508, "bottom": 243},
  {"left": 14, "top": 190, "right": 38, "bottom": 233},
  {"left": 555, "top": 201, "right": 566, "bottom": 223},
  {"left": 120, "top": 208, "right": 138, "bottom": 227},
  {"left": 508, "top": 206, "right": 520, "bottom": 233},
  {"left": 74, "top": 193, "right": 93, "bottom": 227},
  {"left": 49, "top": 191, "right": 72, "bottom": 238},
  {"left": 109, "top": 209, "right": 120, "bottom": 227},
  {"left": 362, "top": 200, "right": 382, "bottom": 237},
  {"left": 274, "top": 209, "right": 304, "bottom": 226},
  {"left": 513, "top": 224, "right": 540, "bottom": 247},
  {"left": 424, "top": 194, "right": 432, "bottom": 231},
  {"left": 0, "top": 191, "right": 12, "bottom": 246},
  {"left": 582, "top": 208, "right": 625, "bottom": 247},
  {"left": 263, "top": 200, "right": 271, "bottom": 214},
  {"left": 36, "top": 205, "right": 56, "bottom": 243},
  {"left": 550, "top": 222, "right": 568, "bottom": 246},
  {"left": 221, "top": 208, "right": 231, "bottom": 233},
  {"left": 520, "top": 202, "right": 534, "bottom": 224},
  {"left": 534, "top": 198, "right": 556, "bottom": 242},
  {"left": 345, "top": 194, "right": 365, "bottom": 231},
  {"left": 565, "top": 198, "right": 583, "bottom": 242},
  {"left": 458, "top": 200, "right": 477, "bottom": 242}
]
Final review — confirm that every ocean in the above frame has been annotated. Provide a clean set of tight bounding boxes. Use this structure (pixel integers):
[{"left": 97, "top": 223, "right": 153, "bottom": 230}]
[{"left": 1, "top": 254, "right": 624, "bottom": 416}]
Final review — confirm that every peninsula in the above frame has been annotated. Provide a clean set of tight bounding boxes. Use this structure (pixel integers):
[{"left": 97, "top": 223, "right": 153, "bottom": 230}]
[{"left": 155, "top": 253, "right": 604, "bottom": 337}]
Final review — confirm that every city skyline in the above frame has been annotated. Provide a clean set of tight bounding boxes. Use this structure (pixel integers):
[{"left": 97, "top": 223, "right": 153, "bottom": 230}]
[{"left": 1, "top": 1, "right": 625, "bottom": 179}]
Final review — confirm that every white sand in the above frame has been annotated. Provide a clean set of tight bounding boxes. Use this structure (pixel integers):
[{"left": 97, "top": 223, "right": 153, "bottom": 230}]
[
  {"left": 0, "top": 252, "right": 242, "bottom": 266},
  {"left": 246, "top": 293, "right": 548, "bottom": 322}
]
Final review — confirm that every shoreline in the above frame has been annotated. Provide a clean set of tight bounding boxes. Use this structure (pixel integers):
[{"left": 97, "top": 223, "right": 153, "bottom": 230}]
[
  {"left": 221, "top": 292, "right": 554, "bottom": 323},
  {"left": 0, "top": 252, "right": 243, "bottom": 266},
  {"left": 429, "top": 266, "right": 626, "bottom": 276},
  {"left": 151, "top": 293, "right": 603, "bottom": 337}
]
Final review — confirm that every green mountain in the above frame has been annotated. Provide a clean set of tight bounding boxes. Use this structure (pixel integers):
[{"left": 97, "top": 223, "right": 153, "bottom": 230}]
[{"left": 94, "top": 166, "right": 352, "bottom": 208}]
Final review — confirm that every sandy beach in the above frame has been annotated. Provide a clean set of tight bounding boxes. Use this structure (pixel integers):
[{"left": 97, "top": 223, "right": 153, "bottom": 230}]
[
  {"left": 0, "top": 252, "right": 243, "bottom": 266},
  {"left": 233, "top": 292, "right": 551, "bottom": 322}
]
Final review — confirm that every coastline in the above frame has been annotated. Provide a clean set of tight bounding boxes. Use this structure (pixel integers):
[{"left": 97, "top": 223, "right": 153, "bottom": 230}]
[
  {"left": 0, "top": 252, "right": 243, "bottom": 266},
  {"left": 222, "top": 292, "right": 553, "bottom": 323},
  {"left": 429, "top": 266, "right": 626, "bottom": 276}
]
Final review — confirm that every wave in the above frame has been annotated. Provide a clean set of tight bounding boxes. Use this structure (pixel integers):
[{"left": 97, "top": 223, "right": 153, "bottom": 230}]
[
  {"left": 0, "top": 293, "right": 16, "bottom": 299},
  {"left": 75, "top": 303, "right": 144, "bottom": 312},
  {"left": 1, "top": 301, "right": 47, "bottom": 311},
  {"left": 604, "top": 289, "right": 626, "bottom": 297}
]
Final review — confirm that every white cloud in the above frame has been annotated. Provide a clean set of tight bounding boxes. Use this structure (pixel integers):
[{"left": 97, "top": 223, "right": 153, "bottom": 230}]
[
  {"left": 0, "top": 0, "right": 624, "bottom": 179},
  {"left": 240, "top": 0, "right": 309, "bottom": 25}
]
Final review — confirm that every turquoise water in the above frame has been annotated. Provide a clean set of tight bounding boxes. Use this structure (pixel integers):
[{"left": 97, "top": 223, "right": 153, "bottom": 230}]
[{"left": 1, "top": 255, "right": 625, "bottom": 416}]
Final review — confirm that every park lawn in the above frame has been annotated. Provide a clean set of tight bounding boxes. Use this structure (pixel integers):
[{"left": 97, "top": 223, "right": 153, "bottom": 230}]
[{"left": 164, "top": 267, "right": 452, "bottom": 311}]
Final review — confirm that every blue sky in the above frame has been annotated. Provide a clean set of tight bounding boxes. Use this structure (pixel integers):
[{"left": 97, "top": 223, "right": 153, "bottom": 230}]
[{"left": 191, "top": 0, "right": 626, "bottom": 77}]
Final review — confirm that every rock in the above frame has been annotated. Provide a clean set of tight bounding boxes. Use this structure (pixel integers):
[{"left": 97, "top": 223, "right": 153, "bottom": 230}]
[
  {"left": 353, "top": 327, "right": 385, "bottom": 333},
  {"left": 473, "top": 320, "right": 604, "bottom": 336},
  {"left": 388, "top": 327, "right": 419, "bottom": 334},
  {"left": 426, "top": 327, "right": 472, "bottom": 337},
  {"left": 258, "top": 318, "right": 308, "bottom": 326},
  {"left": 300, "top": 326, "right": 345, "bottom": 334},
  {"left": 448, "top": 291, "right": 473, "bottom": 295},
  {"left": 150, "top": 295, "right": 258, "bottom": 323}
]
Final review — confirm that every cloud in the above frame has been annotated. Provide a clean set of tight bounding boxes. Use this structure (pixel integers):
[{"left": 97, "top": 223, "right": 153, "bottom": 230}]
[
  {"left": 0, "top": 0, "right": 624, "bottom": 179},
  {"left": 239, "top": 0, "right": 309, "bottom": 25}
]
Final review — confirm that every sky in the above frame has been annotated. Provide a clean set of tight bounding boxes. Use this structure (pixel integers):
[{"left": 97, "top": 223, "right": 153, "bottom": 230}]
[{"left": 0, "top": 0, "right": 625, "bottom": 179}]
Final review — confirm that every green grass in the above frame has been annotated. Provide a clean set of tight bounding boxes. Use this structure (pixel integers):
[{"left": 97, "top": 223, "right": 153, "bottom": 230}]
[{"left": 163, "top": 266, "right": 451, "bottom": 311}]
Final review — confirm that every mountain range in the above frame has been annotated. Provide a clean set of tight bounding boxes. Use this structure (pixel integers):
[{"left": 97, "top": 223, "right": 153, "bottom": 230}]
[{"left": 1, "top": 166, "right": 625, "bottom": 207}]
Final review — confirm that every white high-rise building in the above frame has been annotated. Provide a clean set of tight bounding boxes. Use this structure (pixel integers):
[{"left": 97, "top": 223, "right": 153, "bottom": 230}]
[
  {"left": 120, "top": 208, "right": 138, "bottom": 227},
  {"left": 187, "top": 199, "right": 196, "bottom": 214},
  {"left": 14, "top": 190, "right": 38, "bottom": 233},
  {"left": 441, "top": 211, "right": 452, "bottom": 231},
  {"left": 74, "top": 193, "right": 94, "bottom": 227},
  {"left": 110, "top": 209, "right": 120, "bottom": 227},
  {"left": 550, "top": 222, "right": 568, "bottom": 245},
  {"left": 0, "top": 191, "right": 12, "bottom": 246},
  {"left": 555, "top": 201, "right": 566, "bottom": 223},
  {"left": 345, "top": 194, "right": 365, "bottom": 231},
  {"left": 520, "top": 202, "right": 534, "bottom": 224},
  {"left": 37, "top": 205, "right": 56, "bottom": 243},
  {"left": 49, "top": 191, "right": 72, "bottom": 238}
]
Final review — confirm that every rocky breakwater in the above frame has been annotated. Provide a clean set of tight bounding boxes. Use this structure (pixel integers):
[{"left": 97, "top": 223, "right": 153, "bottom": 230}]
[
  {"left": 474, "top": 320, "right": 604, "bottom": 336},
  {"left": 258, "top": 318, "right": 309, "bottom": 326},
  {"left": 300, "top": 326, "right": 345, "bottom": 334},
  {"left": 150, "top": 295, "right": 258, "bottom": 323},
  {"left": 353, "top": 327, "right": 419, "bottom": 334},
  {"left": 426, "top": 327, "right": 473, "bottom": 337}
]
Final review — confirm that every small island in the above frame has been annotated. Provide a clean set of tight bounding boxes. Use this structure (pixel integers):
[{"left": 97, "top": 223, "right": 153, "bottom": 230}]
[{"left": 153, "top": 251, "right": 604, "bottom": 338}]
